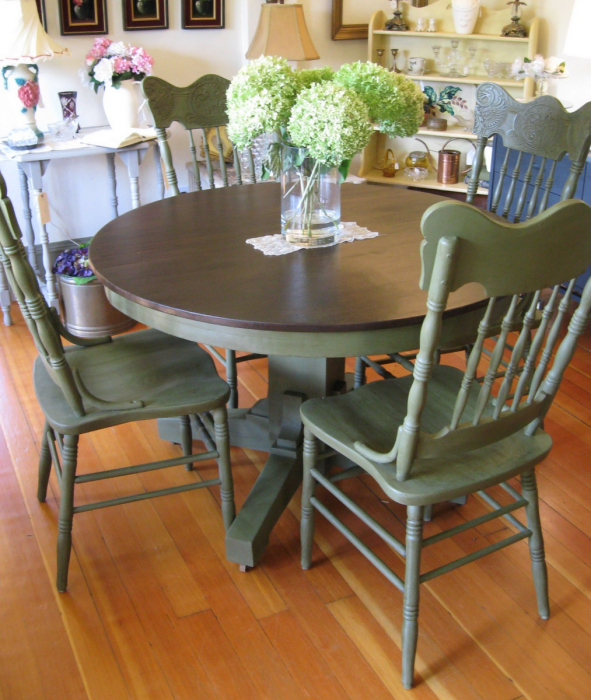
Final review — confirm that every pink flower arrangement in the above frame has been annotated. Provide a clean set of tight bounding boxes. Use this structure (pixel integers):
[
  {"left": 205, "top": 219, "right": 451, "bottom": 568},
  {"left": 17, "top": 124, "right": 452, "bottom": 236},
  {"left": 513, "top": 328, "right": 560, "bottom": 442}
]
[
  {"left": 18, "top": 80, "right": 40, "bottom": 109},
  {"left": 84, "top": 38, "right": 154, "bottom": 93}
]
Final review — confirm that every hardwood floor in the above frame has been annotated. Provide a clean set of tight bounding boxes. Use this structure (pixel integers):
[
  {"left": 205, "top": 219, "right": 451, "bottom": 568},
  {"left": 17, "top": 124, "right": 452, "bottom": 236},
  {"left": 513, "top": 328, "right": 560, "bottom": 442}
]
[{"left": 1, "top": 306, "right": 590, "bottom": 700}]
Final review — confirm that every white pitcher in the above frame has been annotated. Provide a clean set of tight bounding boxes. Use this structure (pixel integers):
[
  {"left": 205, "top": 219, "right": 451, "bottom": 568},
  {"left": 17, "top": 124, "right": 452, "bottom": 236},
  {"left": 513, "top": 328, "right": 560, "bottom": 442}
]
[{"left": 451, "top": 0, "right": 480, "bottom": 35}]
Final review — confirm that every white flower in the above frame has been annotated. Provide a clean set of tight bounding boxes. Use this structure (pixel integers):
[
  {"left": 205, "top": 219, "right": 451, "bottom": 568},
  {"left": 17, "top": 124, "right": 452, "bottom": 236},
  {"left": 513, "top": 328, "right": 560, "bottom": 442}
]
[
  {"left": 510, "top": 57, "right": 524, "bottom": 77},
  {"left": 93, "top": 58, "right": 114, "bottom": 87},
  {"left": 544, "top": 56, "right": 561, "bottom": 74},
  {"left": 106, "top": 41, "right": 128, "bottom": 57},
  {"left": 530, "top": 54, "right": 546, "bottom": 77}
]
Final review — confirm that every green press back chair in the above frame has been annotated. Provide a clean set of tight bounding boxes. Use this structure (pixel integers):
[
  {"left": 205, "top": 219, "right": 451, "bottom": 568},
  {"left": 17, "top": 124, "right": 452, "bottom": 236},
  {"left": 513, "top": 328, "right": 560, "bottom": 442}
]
[
  {"left": 355, "top": 84, "right": 591, "bottom": 388},
  {"left": 0, "top": 171, "right": 235, "bottom": 593},
  {"left": 141, "top": 74, "right": 265, "bottom": 408},
  {"left": 300, "top": 198, "right": 591, "bottom": 689}
]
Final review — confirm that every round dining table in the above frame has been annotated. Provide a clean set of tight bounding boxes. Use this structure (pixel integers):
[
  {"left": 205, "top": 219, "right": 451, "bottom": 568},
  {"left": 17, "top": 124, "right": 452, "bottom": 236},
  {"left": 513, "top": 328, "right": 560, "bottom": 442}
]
[{"left": 90, "top": 182, "right": 485, "bottom": 568}]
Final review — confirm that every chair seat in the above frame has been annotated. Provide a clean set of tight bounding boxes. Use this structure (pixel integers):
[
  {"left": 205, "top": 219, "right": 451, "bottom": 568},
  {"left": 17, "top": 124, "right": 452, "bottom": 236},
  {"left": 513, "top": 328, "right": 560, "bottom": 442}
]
[
  {"left": 34, "top": 328, "right": 230, "bottom": 435},
  {"left": 301, "top": 365, "right": 552, "bottom": 506}
]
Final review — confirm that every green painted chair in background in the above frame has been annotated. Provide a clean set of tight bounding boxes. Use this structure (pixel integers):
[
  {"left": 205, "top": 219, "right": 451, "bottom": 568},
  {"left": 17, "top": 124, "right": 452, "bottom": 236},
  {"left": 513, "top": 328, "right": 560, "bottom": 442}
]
[
  {"left": 355, "top": 83, "right": 591, "bottom": 388},
  {"left": 300, "top": 198, "right": 591, "bottom": 688},
  {"left": 0, "top": 171, "right": 236, "bottom": 593},
  {"left": 142, "top": 74, "right": 265, "bottom": 408}
]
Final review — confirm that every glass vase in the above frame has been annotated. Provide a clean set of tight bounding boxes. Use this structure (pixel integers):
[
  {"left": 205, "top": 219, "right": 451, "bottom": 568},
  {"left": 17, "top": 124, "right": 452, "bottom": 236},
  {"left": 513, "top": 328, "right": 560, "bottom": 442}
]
[
  {"left": 280, "top": 146, "right": 340, "bottom": 247},
  {"left": 535, "top": 77, "right": 549, "bottom": 97}
]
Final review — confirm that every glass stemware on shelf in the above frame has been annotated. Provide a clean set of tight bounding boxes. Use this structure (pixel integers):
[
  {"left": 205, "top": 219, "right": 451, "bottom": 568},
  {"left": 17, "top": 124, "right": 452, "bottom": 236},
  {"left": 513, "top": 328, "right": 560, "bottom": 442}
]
[{"left": 447, "top": 39, "right": 466, "bottom": 78}]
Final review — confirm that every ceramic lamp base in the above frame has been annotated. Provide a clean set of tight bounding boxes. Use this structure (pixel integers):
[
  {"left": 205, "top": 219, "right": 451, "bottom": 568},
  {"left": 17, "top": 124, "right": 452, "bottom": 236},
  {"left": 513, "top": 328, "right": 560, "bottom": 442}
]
[{"left": 2, "top": 63, "right": 43, "bottom": 142}]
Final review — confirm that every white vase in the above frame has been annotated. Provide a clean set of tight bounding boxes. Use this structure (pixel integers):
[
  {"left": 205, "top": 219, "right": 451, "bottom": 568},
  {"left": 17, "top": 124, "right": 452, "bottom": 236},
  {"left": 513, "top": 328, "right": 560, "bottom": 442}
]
[
  {"left": 102, "top": 81, "right": 141, "bottom": 131},
  {"left": 451, "top": 0, "right": 480, "bottom": 35}
]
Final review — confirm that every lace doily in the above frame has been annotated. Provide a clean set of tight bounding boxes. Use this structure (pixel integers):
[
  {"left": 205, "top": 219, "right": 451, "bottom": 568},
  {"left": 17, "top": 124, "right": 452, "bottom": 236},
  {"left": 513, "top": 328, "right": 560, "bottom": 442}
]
[{"left": 246, "top": 221, "right": 379, "bottom": 256}]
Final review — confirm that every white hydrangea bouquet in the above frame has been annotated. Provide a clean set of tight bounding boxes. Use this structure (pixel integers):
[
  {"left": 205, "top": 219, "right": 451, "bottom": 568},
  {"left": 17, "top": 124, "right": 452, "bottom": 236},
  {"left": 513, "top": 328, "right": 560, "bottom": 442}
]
[
  {"left": 511, "top": 54, "right": 568, "bottom": 97},
  {"left": 510, "top": 54, "right": 568, "bottom": 81},
  {"left": 227, "top": 57, "right": 424, "bottom": 244}
]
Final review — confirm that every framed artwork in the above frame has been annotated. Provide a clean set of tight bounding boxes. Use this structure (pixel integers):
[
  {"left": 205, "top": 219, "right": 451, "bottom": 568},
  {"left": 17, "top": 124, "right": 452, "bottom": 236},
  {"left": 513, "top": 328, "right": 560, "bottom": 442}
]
[
  {"left": 35, "top": 0, "right": 47, "bottom": 29},
  {"left": 123, "top": 0, "right": 168, "bottom": 30},
  {"left": 59, "top": 0, "right": 108, "bottom": 35},
  {"left": 182, "top": 0, "right": 224, "bottom": 29},
  {"left": 331, "top": 0, "right": 368, "bottom": 40},
  {"left": 332, "top": 0, "right": 430, "bottom": 40}
]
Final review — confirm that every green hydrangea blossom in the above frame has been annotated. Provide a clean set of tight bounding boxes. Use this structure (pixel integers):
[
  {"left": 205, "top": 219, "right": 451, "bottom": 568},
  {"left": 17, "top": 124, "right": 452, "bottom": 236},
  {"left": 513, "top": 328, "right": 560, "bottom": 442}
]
[
  {"left": 288, "top": 82, "right": 373, "bottom": 167},
  {"left": 226, "top": 56, "right": 298, "bottom": 149},
  {"left": 334, "top": 61, "right": 424, "bottom": 138},
  {"left": 295, "top": 66, "right": 335, "bottom": 92}
]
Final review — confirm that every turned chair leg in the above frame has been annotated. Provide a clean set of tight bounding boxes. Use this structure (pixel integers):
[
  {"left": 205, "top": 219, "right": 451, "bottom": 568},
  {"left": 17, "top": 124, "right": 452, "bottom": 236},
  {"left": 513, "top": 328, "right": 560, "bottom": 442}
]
[
  {"left": 354, "top": 357, "right": 367, "bottom": 389},
  {"left": 402, "top": 504, "right": 424, "bottom": 689},
  {"left": 212, "top": 406, "right": 235, "bottom": 531},
  {"left": 56, "top": 433, "right": 79, "bottom": 593},
  {"left": 521, "top": 469, "right": 549, "bottom": 620},
  {"left": 226, "top": 349, "right": 238, "bottom": 409},
  {"left": 37, "top": 422, "right": 53, "bottom": 502},
  {"left": 179, "top": 415, "right": 194, "bottom": 471},
  {"left": 301, "top": 427, "right": 319, "bottom": 570}
]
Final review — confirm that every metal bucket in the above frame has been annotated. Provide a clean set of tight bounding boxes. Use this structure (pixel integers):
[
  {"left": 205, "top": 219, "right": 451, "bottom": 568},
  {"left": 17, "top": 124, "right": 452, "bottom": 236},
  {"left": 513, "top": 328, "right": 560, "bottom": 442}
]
[{"left": 58, "top": 276, "right": 136, "bottom": 338}]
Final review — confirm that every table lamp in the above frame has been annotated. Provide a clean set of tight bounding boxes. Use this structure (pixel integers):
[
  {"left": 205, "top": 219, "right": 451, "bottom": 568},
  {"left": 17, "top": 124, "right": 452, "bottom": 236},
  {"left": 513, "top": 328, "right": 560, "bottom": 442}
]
[
  {"left": 246, "top": 1, "right": 319, "bottom": 61},
  {"left": 564, "top": 0, "right": 591, "bottom": 59},
  {"left": 0, "top": 0, "right": 69, "bottom": 146}
]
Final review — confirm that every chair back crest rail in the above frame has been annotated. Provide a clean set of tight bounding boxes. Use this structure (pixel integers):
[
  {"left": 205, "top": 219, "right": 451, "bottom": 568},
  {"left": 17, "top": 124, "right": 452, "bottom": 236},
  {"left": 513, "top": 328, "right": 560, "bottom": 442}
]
[
  {"left": 467, "top": 83, "right": 591, "bottom": 221},
  {"left": 355, "top": 199, "right": 591, "bottom": 481},
  {"left": 142, "top": 74, "right": 255, "bottom": 196}
]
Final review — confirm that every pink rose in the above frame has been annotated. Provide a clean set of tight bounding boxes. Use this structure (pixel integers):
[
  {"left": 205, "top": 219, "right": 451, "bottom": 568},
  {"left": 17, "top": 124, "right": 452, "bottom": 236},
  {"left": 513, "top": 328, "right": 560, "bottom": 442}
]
[{"left": 18, "top": 80, "right": 40, "bottom": 109}]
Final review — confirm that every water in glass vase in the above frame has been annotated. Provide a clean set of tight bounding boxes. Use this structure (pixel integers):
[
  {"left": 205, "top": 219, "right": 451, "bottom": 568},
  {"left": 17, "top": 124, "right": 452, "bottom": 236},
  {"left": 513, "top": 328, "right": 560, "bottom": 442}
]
[{"left": 281, "top": 146, "right": 340, "bottom": 246}]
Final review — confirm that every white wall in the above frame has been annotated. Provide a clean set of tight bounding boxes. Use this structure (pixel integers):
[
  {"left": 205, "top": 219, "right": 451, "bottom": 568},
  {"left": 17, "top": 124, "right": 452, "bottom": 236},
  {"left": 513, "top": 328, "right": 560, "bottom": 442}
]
[{"left": 0, "top": 0, "right": 588, "bottom": 245}]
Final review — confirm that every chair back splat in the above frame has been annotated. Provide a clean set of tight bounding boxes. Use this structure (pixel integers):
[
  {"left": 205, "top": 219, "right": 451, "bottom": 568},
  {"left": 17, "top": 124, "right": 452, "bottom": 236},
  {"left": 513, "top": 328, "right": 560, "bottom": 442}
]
[
  {"left": 357, "top": 199, "right": 591, "bottom": 480},
  {"left": 467, "top": 83, "right": 591, "bottom": 220}
]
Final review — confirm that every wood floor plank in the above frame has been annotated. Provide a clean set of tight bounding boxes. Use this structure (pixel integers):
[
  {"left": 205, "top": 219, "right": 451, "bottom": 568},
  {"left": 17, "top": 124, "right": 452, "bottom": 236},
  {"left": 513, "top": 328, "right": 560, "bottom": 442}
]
[
  {"left": 178, "top": 610, "right": 261, "bottom": 700},
  {"left": 143, "top": 485, "right": 304, "bottom": 700},
  {"left": 260, "top": 609, "right": 353, "bottom": 700}
]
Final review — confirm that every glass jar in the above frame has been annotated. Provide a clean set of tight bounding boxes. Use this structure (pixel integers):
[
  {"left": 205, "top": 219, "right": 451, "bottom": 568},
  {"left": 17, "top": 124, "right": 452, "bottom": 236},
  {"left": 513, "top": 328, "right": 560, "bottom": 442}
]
[
  {"left": 405, "top": 151, "right": 430, "bottom": 169},
  {"left": 281, "top": 145, "right": 340, "bottom": 247}
]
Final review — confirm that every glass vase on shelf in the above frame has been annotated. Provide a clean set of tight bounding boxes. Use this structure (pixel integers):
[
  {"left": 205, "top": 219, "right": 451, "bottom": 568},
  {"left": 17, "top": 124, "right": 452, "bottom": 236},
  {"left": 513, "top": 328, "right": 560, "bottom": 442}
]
[
  {"left": 280, "top": 145, "right": 340, "bottom": 247},
  {"left": 534, "top": 77, "right": 549, "bottom": 97}
]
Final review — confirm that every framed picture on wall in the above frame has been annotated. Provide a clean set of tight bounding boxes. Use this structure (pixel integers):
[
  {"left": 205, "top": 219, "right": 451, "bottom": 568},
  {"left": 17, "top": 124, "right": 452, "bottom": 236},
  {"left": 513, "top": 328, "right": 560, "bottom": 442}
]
[
  {"left": 59, "top": 0, "right": 108, "bottom": 35},
  {"left": 35, "top": 0, "right": 47, "bottom": 29},
  {"left": 123, "top": 0, "right": 168, "bottom": 30},
  {"left": 182, "top": 0, "right": 224, "bottom": 29}
]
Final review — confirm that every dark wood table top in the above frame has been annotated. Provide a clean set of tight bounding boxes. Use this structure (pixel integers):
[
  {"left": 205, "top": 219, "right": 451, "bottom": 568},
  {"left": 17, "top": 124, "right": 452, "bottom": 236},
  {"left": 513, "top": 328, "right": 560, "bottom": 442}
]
[{"left": 90, "top": 183, "right": 484, "bottom": 333}]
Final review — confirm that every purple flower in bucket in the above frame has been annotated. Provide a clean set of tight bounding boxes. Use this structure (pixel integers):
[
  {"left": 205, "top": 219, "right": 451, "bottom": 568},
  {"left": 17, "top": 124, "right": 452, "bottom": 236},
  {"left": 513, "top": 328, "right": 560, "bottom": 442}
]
[{"left": 52, "top": 246, "right": 96, "bottom": 285}]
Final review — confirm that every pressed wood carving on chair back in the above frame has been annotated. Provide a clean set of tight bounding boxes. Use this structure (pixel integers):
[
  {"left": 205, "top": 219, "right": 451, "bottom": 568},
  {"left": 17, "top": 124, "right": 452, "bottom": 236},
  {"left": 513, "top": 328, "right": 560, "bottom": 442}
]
[
  {"left": 141, "top": 74, "right": 262, "bottom": 408},
  {"left": 467, "top": 83, "right": 591, "bottom": 219},
  {"left": 0, "top": 171, "right": 235, "bottom": 593},
  {"left": 300, "top": 198, "right": 591, "bottom": 688}
]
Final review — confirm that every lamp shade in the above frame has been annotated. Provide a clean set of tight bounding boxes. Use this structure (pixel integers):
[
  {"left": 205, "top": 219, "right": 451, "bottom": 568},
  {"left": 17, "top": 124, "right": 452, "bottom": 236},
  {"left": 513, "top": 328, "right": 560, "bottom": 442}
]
[
  {"left": 564, "top": 0, "right": 591, "bottom": 60},
  {"left": 0, "top": 0, "right": 69, "bottom": 64},
  {"left": 246, "top": 3, "right": 319, "bottom": 61}
]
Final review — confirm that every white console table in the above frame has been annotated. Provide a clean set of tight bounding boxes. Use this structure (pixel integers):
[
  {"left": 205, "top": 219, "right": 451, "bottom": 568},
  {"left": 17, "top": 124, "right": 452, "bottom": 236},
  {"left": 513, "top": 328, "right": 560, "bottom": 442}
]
[{"left": 0, "top": 131, "right": 164, "bottom": 325}]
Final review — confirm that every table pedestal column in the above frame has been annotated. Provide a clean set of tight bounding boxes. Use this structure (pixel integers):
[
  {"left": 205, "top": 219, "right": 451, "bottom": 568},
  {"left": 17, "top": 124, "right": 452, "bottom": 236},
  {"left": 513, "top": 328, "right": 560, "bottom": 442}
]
[{"left": 157, "top": 355, "right": 345, "bottom": 568}]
